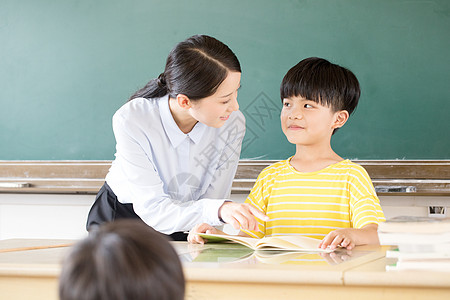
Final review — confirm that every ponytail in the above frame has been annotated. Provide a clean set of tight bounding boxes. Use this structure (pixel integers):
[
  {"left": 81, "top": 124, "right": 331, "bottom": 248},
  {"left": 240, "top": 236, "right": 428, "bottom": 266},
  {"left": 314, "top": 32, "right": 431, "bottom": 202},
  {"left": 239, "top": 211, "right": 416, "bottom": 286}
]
[{"left": 128, "top": 73, "right": 168, "bottom": 102}]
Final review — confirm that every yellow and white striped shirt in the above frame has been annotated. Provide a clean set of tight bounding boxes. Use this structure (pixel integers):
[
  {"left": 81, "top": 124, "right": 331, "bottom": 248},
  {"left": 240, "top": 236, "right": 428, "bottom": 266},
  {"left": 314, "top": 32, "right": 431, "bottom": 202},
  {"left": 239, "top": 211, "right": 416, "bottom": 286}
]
[{"left": 242, "top": 158, "right": 385, "bottom": 239}]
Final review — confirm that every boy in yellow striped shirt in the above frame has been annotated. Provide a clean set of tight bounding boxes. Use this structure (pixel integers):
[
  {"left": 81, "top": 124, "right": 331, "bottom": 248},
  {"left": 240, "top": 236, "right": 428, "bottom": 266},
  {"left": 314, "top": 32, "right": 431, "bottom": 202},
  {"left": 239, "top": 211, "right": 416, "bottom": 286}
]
[{"left": 189, "top": 57, "right": 385, "bottom": 250}]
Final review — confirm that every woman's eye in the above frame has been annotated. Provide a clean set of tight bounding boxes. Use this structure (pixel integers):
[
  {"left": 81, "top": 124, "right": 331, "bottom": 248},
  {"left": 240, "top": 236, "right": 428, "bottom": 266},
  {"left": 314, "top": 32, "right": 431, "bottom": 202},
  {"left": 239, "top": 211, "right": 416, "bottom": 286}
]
[{"left": 222, "top": 99, "right": 231, "bottom": 104}]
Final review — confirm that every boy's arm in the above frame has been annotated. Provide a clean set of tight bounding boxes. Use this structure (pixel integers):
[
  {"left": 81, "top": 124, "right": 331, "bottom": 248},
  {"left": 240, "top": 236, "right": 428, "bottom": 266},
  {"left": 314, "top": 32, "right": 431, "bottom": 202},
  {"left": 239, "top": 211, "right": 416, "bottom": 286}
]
[
  {"left": 322, "top": 164, "right": 384, "bottom": 250},
  {"left": 318, "top": 223, "right": 379, "bottom": 250}
]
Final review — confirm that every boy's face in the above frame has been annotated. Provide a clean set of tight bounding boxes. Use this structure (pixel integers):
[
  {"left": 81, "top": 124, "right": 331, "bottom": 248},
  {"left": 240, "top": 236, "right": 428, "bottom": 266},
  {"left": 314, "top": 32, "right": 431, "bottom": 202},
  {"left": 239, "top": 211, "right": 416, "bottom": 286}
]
[{"left": 280, "top": 96, "right": 347, "bottom": 146}]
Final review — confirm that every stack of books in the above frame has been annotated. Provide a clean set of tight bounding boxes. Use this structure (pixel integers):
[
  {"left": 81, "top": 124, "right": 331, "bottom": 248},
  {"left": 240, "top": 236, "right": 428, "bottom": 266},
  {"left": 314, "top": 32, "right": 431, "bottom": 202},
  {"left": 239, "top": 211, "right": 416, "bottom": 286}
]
[{"left": 378, "top": 216, "right": 450, "bottom": 271}]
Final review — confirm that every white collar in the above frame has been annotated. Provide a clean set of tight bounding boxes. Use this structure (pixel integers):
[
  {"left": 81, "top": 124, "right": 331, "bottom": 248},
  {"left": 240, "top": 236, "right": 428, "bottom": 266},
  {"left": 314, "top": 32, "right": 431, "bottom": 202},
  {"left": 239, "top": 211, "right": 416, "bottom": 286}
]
[{"left": 158, "top": 95, "right": 206, "bottom": 148}]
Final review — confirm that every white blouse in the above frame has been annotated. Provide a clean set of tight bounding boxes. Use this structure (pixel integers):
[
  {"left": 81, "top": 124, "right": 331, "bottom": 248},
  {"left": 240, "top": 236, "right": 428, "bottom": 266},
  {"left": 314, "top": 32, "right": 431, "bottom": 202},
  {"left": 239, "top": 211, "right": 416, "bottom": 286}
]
[{"left": 105, "top": 96, "right": 246, "bottom": 234}]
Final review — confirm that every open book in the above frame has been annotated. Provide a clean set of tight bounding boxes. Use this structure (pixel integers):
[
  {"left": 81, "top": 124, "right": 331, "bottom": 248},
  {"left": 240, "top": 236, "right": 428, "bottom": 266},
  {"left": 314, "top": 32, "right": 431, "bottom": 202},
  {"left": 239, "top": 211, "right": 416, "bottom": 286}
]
[
  {"left": 193, "top": 246, "right": 330, "bottom": 265},
  {"left": 198, "top": 233, "right": 333, "bottom": 253}
]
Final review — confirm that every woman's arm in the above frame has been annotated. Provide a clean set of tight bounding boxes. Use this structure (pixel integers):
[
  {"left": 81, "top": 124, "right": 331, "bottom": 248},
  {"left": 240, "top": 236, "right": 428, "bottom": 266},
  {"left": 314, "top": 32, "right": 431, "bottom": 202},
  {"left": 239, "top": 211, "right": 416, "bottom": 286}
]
[
  {"left": 109, "top": 111, "right": 228, "bottom": 234},
  {"left": 110, "top": 108, "right": 266, "bottom": 234}
]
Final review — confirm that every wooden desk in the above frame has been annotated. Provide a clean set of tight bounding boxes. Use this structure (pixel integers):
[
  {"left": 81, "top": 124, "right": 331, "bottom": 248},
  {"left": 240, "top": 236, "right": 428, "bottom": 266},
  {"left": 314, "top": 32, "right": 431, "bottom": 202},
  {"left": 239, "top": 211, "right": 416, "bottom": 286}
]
[
  {"left": 0, "top": 239, "right": 73, "bottom": 300},
  {"left": 0, "top": 239, "right": 449, "bottom": 300},
  {"left": 343, "top": 257, "right": 450, "bottom": 298},
  {"left": 172, "top": 243, "right": 450, "bottom": 300},
  {"left": 174, "top": 242, "right": 384, "bottom": 300}
]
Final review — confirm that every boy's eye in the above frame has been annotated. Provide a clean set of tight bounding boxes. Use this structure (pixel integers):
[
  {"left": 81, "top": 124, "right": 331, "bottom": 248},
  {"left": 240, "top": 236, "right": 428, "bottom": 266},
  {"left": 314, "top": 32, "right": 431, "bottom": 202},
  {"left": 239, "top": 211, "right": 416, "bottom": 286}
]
[
  {"left": 283, "top": 102, "right": 291, "bottom": 107},
  {"left": 304, "top": 103, "right": 313, "bottom": 108}
]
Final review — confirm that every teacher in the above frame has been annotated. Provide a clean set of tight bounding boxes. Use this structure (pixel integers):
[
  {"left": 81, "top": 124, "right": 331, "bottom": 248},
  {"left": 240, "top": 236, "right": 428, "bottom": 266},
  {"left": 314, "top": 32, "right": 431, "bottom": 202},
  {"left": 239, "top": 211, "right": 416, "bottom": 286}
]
[{"left": 87, "top": 35, "right": 266, "bottom": 240}]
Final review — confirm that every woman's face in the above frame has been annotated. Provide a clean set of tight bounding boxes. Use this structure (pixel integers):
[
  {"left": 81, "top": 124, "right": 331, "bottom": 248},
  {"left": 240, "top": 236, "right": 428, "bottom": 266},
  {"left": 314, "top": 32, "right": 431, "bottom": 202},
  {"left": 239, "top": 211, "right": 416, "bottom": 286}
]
[{"left": 189, "top": 71, "right": 241, "bottom": 128}]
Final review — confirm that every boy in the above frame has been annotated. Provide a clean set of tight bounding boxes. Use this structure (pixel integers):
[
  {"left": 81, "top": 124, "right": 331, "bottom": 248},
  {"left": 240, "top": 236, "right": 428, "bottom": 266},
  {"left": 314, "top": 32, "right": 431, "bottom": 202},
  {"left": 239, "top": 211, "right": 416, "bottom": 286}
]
[
  {"left": 59, "top": 219, "right": 185, "bottom": 300},
  {"left": 189, "top": 57, "right": 385, "bottom": 250}
]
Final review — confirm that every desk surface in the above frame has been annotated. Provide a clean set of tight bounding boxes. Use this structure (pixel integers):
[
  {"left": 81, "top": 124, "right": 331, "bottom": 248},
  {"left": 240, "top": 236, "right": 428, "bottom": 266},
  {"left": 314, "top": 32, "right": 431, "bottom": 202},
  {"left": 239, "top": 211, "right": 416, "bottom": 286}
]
[
  {"left": 172, "top": 242, "right": 450, "bottom": 288},
  {"left": 173, "top": 242, "right": 387, "bottom": 285},
  {"left": 0, "top": 239, "right": 449, "bottom": 300},
  {"left": 0, "top": 239, "right": 449, "bottom": 285},
  {"left": 0, "top": 239, "right": 73, "bottom": 277}
]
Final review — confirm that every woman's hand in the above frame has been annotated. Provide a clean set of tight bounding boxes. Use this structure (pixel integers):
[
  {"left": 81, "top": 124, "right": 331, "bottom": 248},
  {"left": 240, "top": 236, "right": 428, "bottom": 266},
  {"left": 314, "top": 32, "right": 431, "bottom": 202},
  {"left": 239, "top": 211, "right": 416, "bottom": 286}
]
[
  {"left": 219, "top": 202, "right": 269, "bottom": 231},
  {"left": 187, "top": 223, "right": 222, "bottom": 244}
]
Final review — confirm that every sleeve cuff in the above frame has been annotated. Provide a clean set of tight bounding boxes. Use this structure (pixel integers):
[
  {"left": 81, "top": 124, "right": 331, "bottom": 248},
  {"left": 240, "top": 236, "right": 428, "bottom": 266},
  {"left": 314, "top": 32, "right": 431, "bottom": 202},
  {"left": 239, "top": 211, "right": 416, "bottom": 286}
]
[{"left": 201, "top": 198, "right": 229, "bottom": 227}]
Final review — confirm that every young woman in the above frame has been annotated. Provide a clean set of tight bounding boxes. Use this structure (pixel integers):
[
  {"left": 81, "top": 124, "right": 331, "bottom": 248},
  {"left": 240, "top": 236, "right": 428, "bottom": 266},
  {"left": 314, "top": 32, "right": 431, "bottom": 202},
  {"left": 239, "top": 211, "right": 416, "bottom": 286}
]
[{"left": 87, "top": 35, "right": 267, "bottom": 240}]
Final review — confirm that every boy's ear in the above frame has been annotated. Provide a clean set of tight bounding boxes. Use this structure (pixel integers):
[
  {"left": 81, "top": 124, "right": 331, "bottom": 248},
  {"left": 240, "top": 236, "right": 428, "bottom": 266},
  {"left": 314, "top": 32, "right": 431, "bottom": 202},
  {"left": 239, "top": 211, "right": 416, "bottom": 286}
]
[
  {"left": 333, "top": 110, "right": 349, "bottom": 129},
  {"left": 176, "top": 94, "right": 192, "bottom": 109}
]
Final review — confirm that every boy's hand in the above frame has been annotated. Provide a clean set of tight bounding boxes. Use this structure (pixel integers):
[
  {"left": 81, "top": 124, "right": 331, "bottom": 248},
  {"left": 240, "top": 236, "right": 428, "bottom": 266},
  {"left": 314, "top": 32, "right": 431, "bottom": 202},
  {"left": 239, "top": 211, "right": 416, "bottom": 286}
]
[
  {"left": 187, "top": 223, "right": 221, "bottom": 244},
  {"left": 320, "top": 249, "right": 352, "bottom": 265},
  {"left": 319, "top": 224, "right": 379, "bottom": 250},
  {"left": 219, "top": 202, "right": 269, "bottom": 231},
  {"left": 319, "top": 228, "right": 358, "bottom": 250}
]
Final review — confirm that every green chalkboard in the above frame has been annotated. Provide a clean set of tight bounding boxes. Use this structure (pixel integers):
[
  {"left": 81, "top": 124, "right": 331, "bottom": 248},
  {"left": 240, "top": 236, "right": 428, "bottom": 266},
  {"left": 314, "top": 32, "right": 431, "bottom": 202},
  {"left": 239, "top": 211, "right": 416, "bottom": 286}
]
[{"left": 1, "top": 0, "right": 449, "bottom": 160}]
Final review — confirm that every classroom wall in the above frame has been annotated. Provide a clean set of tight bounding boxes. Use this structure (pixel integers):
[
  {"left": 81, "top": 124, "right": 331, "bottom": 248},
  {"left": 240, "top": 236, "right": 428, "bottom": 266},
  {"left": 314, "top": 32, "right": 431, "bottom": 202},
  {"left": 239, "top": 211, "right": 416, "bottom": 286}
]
[
  {"left": 0, "top": 192, "right": 447, "bottom": 239},
  {"left": 1, "top": 0, "right": 449, "bottom": 160}
]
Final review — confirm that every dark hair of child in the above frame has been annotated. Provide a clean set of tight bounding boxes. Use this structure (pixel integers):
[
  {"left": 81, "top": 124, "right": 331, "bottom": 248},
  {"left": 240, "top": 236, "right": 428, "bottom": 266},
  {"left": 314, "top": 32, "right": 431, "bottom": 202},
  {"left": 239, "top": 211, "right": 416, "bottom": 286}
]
[
  {"left": 280, "top": 57, "right": 360, "bottom": 116},
  {"left": 59, "top": 219, "right": 185, "bottom": 300},
  {"left": 129, "top": 34, "right": 241, "bottom": 101}
]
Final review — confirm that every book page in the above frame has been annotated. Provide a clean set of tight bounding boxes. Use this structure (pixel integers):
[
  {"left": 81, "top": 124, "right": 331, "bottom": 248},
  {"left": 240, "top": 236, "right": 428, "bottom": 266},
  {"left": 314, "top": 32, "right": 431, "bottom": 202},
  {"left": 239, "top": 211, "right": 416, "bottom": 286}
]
[
  {"left": 197, "top": 233, "right": 260, "bottom": 249},
  {"left": 220, "top": 235, "right": 261, "bottom": 249},
  {"left": 198, "top": 233, "right": 332, "bottom": 252}
]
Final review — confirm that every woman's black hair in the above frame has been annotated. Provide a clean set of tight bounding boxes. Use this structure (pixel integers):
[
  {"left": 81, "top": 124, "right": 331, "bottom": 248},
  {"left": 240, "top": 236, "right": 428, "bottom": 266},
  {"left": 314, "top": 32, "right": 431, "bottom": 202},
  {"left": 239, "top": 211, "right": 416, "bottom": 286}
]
[
  {"left": 129, "top": 35, "right": 241, "bottom": 101},
  {"left": 280, "top": 57, "right": 360, "bottom": 115}
]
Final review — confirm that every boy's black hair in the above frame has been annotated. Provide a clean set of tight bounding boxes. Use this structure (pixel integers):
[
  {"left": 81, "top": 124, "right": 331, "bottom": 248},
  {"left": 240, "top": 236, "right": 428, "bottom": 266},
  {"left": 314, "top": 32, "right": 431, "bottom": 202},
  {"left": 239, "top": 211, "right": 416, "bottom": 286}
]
[{"left": 280, "top": 57, "right": 360, "bottom": 115}]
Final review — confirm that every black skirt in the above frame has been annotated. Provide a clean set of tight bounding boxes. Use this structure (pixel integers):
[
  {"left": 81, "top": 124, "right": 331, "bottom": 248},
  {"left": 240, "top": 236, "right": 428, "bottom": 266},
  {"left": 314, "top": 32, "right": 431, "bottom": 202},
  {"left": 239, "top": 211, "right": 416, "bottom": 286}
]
[{"left": 86, "top": 182, "right": 188, "bottom": 241}]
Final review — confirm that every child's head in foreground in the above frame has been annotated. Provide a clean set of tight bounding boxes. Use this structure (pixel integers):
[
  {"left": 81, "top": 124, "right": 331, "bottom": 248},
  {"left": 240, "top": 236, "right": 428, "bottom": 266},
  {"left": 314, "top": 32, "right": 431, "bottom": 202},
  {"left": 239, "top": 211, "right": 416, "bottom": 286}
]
[
  {"left": 59, "top": 219, "right": 185, "bottom": 300},
  {"left": 280, "top": 57, "right": 361, "bottom": 136}
]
